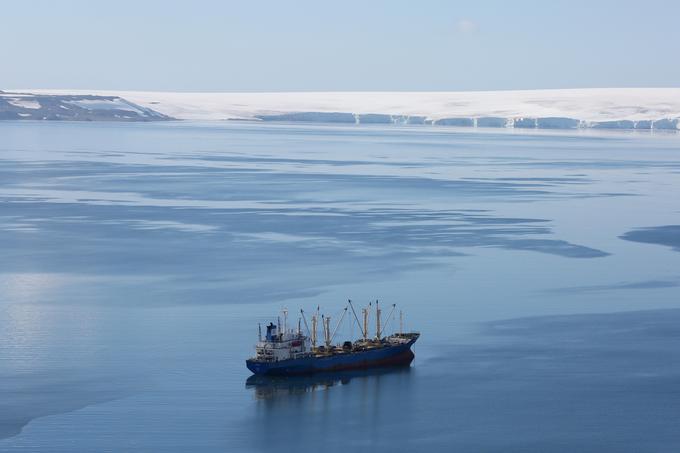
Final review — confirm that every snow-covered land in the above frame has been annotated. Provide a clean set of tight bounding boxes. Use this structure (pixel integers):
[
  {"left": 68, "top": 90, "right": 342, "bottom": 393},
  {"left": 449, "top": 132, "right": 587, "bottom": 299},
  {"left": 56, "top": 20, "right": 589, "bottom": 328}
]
[
  {"left": 0, "top": 91, "right": 170, "bottom": 121},
  {"left": 14, "top": 88, "right": 680, "bottom": 129}
]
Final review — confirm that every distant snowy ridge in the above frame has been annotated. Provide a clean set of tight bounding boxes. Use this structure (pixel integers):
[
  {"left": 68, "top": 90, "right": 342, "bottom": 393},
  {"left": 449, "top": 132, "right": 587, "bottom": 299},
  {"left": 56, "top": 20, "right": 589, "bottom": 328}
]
[{"left": 16, "top": 88, "right": 680, "bottom": 129}]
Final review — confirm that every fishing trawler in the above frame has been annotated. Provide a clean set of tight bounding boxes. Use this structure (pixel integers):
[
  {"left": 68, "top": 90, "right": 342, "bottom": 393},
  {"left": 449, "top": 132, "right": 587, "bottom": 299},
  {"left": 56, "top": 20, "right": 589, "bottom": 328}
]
[{"left": 246, "top": 300, "right": 420, "bottom": 376}]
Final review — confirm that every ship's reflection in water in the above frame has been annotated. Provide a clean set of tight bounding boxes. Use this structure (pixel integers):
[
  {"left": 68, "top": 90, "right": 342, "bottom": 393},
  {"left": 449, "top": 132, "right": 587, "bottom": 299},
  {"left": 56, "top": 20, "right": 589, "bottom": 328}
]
[
  {"left": 244, "top": 365, "right": 416, "bottom": 452},
  {"left": 245, "top": 365, "right": 412, "bottom": 401}
]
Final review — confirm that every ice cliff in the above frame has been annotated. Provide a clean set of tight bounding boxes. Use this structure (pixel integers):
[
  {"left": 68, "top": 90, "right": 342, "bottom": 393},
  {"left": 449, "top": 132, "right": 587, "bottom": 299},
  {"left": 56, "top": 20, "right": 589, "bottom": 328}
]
[{"left": 10, "top": 88, "right": 680, "bottom": 129}]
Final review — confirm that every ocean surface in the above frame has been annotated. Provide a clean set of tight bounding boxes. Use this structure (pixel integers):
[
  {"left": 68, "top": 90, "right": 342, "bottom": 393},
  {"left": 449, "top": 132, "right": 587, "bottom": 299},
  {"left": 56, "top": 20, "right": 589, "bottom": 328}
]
[{"left": 1, "top": 121, "right": 680, "bottom": 452}]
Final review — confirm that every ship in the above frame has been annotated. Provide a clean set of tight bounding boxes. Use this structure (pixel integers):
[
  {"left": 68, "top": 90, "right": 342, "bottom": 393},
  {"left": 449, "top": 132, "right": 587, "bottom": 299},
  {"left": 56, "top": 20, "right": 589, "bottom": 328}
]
[{"left": 246, "top": 300, "right": 420, "bottom": 376}]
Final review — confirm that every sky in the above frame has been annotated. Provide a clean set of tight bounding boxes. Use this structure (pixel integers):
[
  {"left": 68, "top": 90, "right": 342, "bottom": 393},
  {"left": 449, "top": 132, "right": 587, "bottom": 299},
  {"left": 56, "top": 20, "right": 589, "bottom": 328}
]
[{"left": 2, "top": 0, "right": 680, "bottom": 92}]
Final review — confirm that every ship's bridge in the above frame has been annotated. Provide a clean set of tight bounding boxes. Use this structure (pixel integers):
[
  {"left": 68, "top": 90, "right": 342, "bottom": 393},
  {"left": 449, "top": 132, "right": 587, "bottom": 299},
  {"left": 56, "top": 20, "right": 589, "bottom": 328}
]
[{"left": 254, "top": 323, "right": 310, "bottom": 362}]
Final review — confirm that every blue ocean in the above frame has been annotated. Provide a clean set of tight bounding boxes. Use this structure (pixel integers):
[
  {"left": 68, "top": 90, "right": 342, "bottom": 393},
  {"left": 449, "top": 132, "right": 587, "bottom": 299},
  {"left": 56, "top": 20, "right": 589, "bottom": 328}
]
[{"left": 1, "top": 121, "right": 680, "bottom": 452}]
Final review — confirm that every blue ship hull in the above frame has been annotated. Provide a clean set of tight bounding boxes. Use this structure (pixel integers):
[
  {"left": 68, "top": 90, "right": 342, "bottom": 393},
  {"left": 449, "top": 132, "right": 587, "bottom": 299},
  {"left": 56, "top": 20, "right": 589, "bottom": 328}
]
[{"left": 246, "top": 337, "right": 417, "bottom": 376}]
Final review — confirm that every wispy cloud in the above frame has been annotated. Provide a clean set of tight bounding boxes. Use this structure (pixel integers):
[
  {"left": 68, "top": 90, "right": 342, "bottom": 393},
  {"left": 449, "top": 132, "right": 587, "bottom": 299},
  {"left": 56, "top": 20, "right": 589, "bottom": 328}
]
[{"left": 455, "top": 19, "right": 479, "bottom": 34}]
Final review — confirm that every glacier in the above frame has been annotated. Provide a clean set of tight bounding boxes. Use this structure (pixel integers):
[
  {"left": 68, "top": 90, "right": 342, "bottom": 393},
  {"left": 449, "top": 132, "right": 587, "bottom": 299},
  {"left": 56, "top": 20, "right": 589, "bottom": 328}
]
[{"left": 10, "top": 88, "right": 680, "bottom": 130}]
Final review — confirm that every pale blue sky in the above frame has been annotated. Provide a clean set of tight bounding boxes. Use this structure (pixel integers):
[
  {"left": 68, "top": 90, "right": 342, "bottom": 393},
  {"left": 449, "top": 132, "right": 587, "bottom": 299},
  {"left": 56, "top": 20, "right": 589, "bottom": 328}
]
[{"left": 2, "top": 0, "right": 679, "bottom": 91}]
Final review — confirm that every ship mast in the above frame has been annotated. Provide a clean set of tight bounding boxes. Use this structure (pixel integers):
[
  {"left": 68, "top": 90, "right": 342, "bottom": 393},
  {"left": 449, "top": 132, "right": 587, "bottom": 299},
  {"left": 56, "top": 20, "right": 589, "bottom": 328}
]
[
  {"left": 362, "top": 304, "right": 370, "bottom": 342},
  {"left": 330, "top": 306, "right": 348, "bottom": 344},
  {"left": 348, "top": 299, "right": 366, "bottom": 340},
  {"left": 400, "top": 310, "right": 403, "bottom": 335},
  {"left": 380, "top": 303, "right": 397, "bottom": 337},
  {"left": 326, "top": 316, "right": 331, "bottom": 347},
  {"left": 321, "top": 315, "right": 331, "bottom": 348},
  {"left": 375, "top": 300, "right": 381, "bottom": 340},
  {"left": 300, "top": 309, "right": 311, "bottom": 336},
  {"left": 311, "top": 314, "right": 318, "bottom": 348}
]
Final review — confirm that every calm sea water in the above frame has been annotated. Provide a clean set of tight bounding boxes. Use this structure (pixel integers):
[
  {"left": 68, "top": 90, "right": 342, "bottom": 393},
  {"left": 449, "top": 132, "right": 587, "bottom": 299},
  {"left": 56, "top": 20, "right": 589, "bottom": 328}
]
[{"left": 1, "top": 121, "right": 680, "bottom": 452}]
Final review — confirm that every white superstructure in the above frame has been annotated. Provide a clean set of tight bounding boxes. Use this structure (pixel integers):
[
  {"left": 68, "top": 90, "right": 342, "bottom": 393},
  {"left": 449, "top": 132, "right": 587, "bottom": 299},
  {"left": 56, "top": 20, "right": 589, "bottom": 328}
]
[{"left": 254, "top": 322, "right": 311, "bottom": 362}]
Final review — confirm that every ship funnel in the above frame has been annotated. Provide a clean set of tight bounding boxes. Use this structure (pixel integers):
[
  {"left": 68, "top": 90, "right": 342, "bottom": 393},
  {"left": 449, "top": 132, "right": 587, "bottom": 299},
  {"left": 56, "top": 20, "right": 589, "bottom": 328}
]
[{"left": 265, "top": 322, "right": 277, "bottom": 341}]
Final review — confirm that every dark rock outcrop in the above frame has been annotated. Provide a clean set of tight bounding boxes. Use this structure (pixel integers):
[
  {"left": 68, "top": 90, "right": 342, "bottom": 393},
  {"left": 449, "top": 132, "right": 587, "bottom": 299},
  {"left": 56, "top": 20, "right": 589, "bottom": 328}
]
[{"left": 0, "top": 92, "right": 172, "bottom": 121}]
